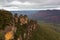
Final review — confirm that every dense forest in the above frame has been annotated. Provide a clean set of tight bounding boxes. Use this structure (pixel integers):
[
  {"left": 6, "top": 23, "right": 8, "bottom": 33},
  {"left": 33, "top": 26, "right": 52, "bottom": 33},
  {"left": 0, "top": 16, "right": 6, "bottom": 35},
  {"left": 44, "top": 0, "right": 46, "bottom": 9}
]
[{"left": 0, "top": 10, "right": 60, "bottom": 40}]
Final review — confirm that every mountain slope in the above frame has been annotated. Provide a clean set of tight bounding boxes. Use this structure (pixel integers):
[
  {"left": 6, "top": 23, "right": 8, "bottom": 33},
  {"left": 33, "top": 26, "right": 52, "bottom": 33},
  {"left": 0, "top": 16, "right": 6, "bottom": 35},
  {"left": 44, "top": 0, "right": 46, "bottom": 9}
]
[{"left": 30, "top": 21, "right": 60, "bottom": 40}]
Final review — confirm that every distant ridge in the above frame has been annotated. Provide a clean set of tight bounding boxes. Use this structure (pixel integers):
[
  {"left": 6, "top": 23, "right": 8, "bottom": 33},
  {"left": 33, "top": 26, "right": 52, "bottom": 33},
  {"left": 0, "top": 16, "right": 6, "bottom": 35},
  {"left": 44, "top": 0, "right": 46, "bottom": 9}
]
[{"left": 30, "top": 10, "right": 60, "bottom": 24}]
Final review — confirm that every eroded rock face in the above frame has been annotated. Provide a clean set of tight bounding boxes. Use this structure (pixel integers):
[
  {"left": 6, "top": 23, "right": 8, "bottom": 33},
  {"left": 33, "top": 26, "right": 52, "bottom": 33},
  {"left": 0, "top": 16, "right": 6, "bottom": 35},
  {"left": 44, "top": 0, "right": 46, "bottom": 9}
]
[{"left": 0, "top": 10, "right": 38, "bottom": 40}]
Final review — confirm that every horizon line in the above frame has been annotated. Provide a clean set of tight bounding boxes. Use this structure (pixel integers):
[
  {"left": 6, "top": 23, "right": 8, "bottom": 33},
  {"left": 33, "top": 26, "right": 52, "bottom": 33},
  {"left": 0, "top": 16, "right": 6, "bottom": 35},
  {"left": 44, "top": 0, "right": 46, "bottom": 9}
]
[{"left": 0, "top": 8, "right": 60, "bottom": 11}]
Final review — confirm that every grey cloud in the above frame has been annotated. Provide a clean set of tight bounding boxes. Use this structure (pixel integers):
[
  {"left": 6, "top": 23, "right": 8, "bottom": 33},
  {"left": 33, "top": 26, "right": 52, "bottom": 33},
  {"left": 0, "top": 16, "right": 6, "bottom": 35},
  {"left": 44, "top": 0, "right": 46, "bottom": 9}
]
[{"left": 0, "top": 0, "right": 60, "bottom": 10}]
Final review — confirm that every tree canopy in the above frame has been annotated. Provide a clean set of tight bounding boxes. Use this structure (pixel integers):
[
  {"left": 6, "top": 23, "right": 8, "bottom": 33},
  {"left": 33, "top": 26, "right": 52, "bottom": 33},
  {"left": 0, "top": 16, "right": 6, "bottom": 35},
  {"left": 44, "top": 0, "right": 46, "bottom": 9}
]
[{"left": 0, "top": 10, "right": 13, "bottom": 30}]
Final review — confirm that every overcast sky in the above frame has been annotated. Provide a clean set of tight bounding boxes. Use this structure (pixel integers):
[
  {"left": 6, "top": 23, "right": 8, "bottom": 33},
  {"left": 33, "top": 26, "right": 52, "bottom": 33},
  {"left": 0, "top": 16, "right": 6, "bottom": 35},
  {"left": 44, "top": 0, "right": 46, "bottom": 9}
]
[{"left": 0, "top": 0, "right": 60, "bottom": 11}]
